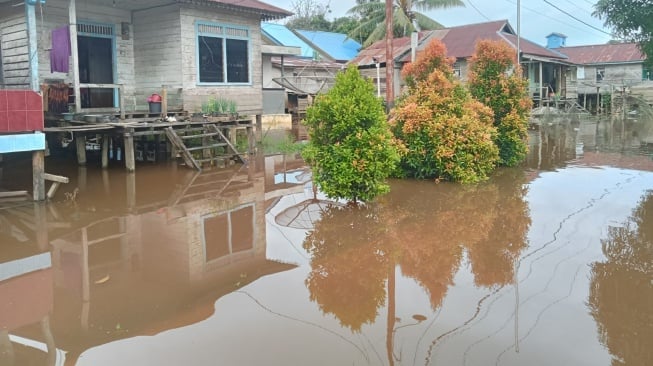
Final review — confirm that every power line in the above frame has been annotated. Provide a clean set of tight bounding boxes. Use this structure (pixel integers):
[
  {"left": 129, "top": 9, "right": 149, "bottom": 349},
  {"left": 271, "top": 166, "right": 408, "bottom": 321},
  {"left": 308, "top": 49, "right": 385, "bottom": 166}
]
[
  {"left": 466, "top": 0, "right": 491, "bottom": 21},
  {"left": 504, "top": 0, "right": 604, "bottom": 37},
  {"left": 558, "top": 0, "right": 593, "bottom": 15},
  {"left": 542, "top": 0, "right": 613, "bottom": 36}
]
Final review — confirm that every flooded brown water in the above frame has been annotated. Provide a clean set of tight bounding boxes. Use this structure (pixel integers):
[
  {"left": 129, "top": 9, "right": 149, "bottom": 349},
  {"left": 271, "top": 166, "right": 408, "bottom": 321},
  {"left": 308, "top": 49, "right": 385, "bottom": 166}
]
[{"left": 1, "top": 117, "right": 652, "bottom": 366}]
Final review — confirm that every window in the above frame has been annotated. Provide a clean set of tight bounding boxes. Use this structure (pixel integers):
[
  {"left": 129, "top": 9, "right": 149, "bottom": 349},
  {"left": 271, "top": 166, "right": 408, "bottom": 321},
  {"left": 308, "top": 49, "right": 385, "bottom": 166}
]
[
  {"left": 203, "top": 205, "right": 254, "bottom": 262},
  {"left": 453, "top": 62, "right": 461, "bottom": 78},
  {"left": 197, "top": 22, "right": 250, "bottom": 84},
  {"left": 576, "top": 66, "right": 585, "bottom": 80},
  {"left": 596, "top": 67, "right": 605, "bottom": 82},
  {"left": 643, "top": 65, "right": 653, "bottom": 81}
]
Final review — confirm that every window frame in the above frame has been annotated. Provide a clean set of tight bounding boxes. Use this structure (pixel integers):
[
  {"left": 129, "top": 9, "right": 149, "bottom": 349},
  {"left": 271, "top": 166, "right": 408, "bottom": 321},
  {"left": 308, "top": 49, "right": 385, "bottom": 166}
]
[
  {"left": 195, "top": 21, "right": 251, "bottom": 86},
  {"left": 201, "top": 204, "right": 256, "bottom": 264},
  {"left": 642, "top": 65, "right": 653, "bottom": 81},
  {"left": 596, "top": 67, "right": 605, "bottom": 82}
]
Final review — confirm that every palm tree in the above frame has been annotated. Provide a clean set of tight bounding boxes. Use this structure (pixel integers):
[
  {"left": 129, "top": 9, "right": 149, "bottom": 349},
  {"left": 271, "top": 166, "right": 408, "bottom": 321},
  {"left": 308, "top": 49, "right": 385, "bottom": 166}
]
[{"left": 347, "top": 0, "right": 464, "bottom": 47}]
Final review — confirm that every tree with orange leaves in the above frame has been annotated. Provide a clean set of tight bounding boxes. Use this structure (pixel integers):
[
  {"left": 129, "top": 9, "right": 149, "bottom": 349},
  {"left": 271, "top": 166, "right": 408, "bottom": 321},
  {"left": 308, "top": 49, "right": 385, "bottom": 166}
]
[
  {"left": 390, "top": 39, "right": 499, "bottom": 183},
  {"left": 468, "top": 40, "right": 531, "bottom": 167}
]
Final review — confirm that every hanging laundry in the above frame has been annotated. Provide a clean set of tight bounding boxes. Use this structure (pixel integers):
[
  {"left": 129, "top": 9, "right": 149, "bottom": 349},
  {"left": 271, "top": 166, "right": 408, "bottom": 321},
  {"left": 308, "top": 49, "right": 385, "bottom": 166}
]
[{"left": 50, "top": 26, "right": 71, "bottom": 73}]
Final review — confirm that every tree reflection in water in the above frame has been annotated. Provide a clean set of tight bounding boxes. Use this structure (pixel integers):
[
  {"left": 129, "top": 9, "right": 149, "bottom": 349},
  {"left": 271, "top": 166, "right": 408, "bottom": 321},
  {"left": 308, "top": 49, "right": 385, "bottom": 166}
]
[
  {"left": 302, "top": 168, "right": 532, "bottom": 333},
  {"left": 589, "top": 190, "right": 653, "bottom": 366}
]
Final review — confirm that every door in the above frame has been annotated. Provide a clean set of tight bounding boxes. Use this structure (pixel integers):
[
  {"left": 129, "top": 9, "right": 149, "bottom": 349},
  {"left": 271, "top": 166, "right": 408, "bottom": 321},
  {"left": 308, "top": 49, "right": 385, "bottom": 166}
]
[{"left": 77, "top": 23, "right": 115, "bottom": 108}]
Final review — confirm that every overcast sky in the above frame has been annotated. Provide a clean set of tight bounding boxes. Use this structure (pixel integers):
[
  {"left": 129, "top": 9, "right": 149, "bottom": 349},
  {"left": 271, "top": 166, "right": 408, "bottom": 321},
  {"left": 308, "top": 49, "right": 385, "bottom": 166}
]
[{"left": 271, "top": 0, "right": 613, "bottom": 47}]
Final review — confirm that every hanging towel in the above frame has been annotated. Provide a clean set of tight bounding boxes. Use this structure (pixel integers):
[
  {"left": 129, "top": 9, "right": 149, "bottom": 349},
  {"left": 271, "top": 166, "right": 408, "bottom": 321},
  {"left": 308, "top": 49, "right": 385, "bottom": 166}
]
[{"left": 50, "top": 26, "right": 71, "bottom": 73}]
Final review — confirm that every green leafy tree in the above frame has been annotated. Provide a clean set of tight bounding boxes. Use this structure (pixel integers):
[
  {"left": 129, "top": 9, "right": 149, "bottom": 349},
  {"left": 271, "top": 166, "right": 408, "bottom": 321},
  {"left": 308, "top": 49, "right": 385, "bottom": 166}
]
[
  {"left": 347, "top": 0, "right": 464, "bottom": 47},
  {"left": 390, "top": 39, "right": 499, "bottom": 183},
  {"left": 468, "top": 40, "right": 531, "bottom": 167},
  {"left": 302, "top": 66, "right": 400, "bottom": 202},
  {"left": 593, "top": 0, "right": 653, "bottom": 66},
  {"left": 285, "top": 0, "right": 333, "bottom": 31}
]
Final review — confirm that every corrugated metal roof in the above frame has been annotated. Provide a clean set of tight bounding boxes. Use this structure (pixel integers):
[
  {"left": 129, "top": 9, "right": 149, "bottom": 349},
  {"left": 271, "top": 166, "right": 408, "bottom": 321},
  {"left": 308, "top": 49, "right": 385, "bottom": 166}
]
[
  {"left": 349, "top": 30, "right": 446, "bottom": 66},
  {"left": 554, "top": 43, "right": 644, "bottom": 65},
  {"left": 295, "top": 30, "right": 361, "bottom": 62},
  {"left": 350, "top": 20, "right": 568, "bottom": 66},
  {"left": 181, "top": 0, "right": 293, "bottom": 20},
  {"left": 262, "top": 23, "right": 317, "bottom": 58},
  {"left": 271, "top": 56, "right": 344, "bottom": 69}
]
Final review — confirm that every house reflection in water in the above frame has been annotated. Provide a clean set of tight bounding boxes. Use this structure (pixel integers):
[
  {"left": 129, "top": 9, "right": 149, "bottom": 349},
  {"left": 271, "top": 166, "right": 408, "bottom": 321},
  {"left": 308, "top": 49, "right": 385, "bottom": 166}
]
[{"left": 0, "top": 157, "right": 303, "bottom": 365}]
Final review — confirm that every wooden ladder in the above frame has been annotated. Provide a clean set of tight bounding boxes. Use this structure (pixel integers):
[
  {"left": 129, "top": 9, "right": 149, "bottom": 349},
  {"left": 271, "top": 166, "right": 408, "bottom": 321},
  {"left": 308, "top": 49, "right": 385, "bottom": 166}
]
[{"left": 164, "top": 124, "right": 246, "bottom": 171}]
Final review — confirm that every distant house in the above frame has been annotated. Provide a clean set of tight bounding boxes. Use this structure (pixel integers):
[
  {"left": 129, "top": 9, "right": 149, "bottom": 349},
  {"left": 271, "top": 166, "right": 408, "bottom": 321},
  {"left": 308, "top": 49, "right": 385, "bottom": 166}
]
[
  {"left": 549, "top": 33, "right": 653, "bottom": 106},
  {"left": 261, "top": 23, "right": 352, "bottom": 114},
  {"left": 349, "top": 20, "right": 572, "bottom": 104},
  {"left": 294, "top": 29, "right": 361, "bottom": 63}
]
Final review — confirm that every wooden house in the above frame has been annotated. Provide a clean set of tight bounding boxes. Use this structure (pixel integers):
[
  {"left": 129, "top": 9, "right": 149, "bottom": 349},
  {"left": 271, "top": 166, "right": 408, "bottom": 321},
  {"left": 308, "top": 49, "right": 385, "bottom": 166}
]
[
  {"left": 549, "top": 34, "right": 653, "bottom": 110},
  {"left": 0, "top": 0, "right": 292, "bottom": 115},
  {"left": 349, "top": 20, "right": 572, "bottom": 106}
]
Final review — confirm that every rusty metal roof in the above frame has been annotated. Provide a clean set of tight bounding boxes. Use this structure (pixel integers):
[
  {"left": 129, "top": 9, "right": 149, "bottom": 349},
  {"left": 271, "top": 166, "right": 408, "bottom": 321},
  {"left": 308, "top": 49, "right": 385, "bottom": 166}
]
[
  {"left": 554, "top": 43, "right": 644, "bottom": 65},
  {"left": 350, "top": 20, "right": 567, "bottom": 67},
  {"left": 349, "top": 30, "right": 447, "bottom": 66}
]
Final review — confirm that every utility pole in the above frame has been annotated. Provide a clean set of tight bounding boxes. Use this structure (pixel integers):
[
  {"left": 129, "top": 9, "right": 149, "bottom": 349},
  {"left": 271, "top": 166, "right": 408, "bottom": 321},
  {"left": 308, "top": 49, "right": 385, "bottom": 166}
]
[
  {"left": 385, "top": 0, "right": 394, "bottom": 109},
  {"left": 517, "top": 0, "right": 521, "bottom": 66}
]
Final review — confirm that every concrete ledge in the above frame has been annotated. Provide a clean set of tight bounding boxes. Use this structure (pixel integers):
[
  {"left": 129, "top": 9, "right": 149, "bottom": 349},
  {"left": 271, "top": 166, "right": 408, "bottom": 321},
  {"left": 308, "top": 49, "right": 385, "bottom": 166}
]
[{"left": 0, "top": 132, "right": 46, "bottom": 154}]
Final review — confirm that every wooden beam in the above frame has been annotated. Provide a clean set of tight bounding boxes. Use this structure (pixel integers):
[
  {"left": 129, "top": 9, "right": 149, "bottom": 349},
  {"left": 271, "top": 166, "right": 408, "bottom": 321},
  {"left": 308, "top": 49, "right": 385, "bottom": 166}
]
[
  {"left": 101, "top": 135, "right": 110, "bottom": 168},
  {"left": 70, "top": 0, "right": 81, "bottom": 113},
  {"left": 75, "top": 134, "right": 86, "bottom": 166},
  {"left": 26, "top": 3, "right": 39, "bottom": 91},
  {"left": 124, "top": 129, "right": 135, "bottom": 172},
  {"left": 161, "top": 85, "right": 168, "bottom": 118},
  {"left": 44, "top": 173, "right": 70, "bottom": 184},
  {"left": 0, "top": 191, "right": 28, "bottom": 198},
  {"left": 32, "top": 150, "right": 45, "bottom": 201}
]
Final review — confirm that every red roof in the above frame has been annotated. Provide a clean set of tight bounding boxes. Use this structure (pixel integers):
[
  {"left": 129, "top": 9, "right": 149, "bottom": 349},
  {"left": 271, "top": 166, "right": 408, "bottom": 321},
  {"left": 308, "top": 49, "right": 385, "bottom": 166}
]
[
  {"left": 349, "top": 20, "right": 567, "bottom": 66},
  {"left": 554, "top": 43, "right": 644, "bottom": 65},
  {"left": 412, "top": 20, "right": 566, "bottom": 61},
  {"left": 349, "top": 30, "right": 448, "bottom": 66},
  {"left": 189, "top": 0, "right": 292, "bottom": 20}
]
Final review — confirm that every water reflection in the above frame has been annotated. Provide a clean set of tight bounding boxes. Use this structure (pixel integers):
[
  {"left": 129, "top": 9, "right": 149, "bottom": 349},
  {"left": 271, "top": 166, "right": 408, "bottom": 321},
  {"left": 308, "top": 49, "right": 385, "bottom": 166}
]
[
  {"left": 0, "top": 118, "right": 652, "bottom": 365},
  {"left": 589, "top": 190, "right": 653, "bottom": 365},
  {"left": 527, "top": 116, "right": 653, "bottom": 172},
  {"left": 0, "top": 157, "right": 303, "bottom": 365},
  {"left": 303, "top": 168, "right": 531, "bottom": 334}
]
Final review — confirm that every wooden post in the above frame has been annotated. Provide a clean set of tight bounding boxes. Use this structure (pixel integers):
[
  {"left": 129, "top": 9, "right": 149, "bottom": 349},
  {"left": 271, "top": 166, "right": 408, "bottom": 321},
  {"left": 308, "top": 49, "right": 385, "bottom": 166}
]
[
  {"left": 119, "top": 84, "right": 125, "bottom": 120},
  {"left": 126, "top": 171, "right": 136, "bottom": 210},
  {"left": 69, "top": 0, "right": 81, "bottom": 113},
  {"left": 75, "top": 134, "right": 86, "bottom": 166},
  {"left": 124, "top": 129, "right": 135, "bottom": 172},
  {"left": 247, "top": 125, "right": 254, "bottom": 155},
  {"left": 34, "top": 203, "right": 48, "bottom": 250},
  {"left": 255, "top": 114, "right": 263, "bottom": 143},
  {"left": 0, "top": 154, "right": 3, "bottom": 182},
  {"left": 26, "top": 3, "right": 39, "bottom": 91},
  {"left": 101, "top": 135, "right": 110, "bottom": 168},
  {"left": 77, "top": 166, "right": 87, "bottom": 193},
  {"left": 161, "top": 85, "right": 168, "bottom": 118},
  {"left": 32, "top": 150, "right": 45, "bottom": 201},
  {"left": 81, "top": 227, "right": 90, "bottom": 331},
  {"left": 597, "top": 87, "right": 601, "bottom": 115}
]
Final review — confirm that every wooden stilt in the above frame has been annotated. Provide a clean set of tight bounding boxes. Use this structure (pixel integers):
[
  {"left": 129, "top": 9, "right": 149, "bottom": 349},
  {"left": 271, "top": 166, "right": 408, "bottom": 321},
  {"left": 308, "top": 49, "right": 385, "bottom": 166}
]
[
  {"left": 75, "top": 134, "right": 86, "bottom": 166},
  {"left": 0, "top": 154, "right": 3, "bottom": 182},
  {"left": 78, "top": 166, "right": 87, "bottom": 191},
  {"left": 247, "top": 126, "right": 254, "bottom": 155},
  {"left": 34, "top": 203, "right": 48, "bottom": 250},
  {"left": 126, "top": 172, "right": 136, "bottom": 210},
  {"left": 32, "top": 150, "right": 45, "bottom": 201},
  {"left": 44, "top": 173, "right": 69, "bottom": 200},
  {"left": 124, "top": 129, "right": 136, "bottom": 172},
  {"left": 255, "top": 114, "right": 262, "bottom": 142},
  {"left": 101, "top": 135, "right": 110, "bottom": 168}
]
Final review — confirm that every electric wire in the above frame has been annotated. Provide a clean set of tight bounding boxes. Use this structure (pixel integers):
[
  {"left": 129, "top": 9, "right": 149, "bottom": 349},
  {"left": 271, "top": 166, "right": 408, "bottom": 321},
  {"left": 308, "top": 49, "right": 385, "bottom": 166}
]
[
  {"left": 465, "top": 0, "right": 491, "bottom": 21},
  {"left": 542, "top": 0, "right": 613, "bottom": 36}
]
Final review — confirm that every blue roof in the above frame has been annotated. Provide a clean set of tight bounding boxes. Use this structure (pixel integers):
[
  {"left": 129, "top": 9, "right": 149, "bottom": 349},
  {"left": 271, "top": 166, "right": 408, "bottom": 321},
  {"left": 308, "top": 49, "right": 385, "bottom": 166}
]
[
  {"left": 295, "top": 30, "right": 361, "bottom": 61},
  {"left": 261, "top": 22, "right": 316, "bottom": 58}
]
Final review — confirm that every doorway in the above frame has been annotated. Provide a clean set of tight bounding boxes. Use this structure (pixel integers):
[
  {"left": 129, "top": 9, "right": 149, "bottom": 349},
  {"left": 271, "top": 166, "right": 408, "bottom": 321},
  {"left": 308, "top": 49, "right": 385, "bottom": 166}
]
[{"left": 77, "top": 23, "right": 115, "bottom": 109}]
